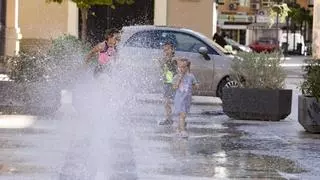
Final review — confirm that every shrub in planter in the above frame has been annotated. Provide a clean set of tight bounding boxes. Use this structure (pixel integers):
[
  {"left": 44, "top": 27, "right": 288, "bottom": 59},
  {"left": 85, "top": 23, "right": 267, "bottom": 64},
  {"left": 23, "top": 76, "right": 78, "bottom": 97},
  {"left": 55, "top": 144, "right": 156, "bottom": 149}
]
[
  {"left": 4, "top": 52, "right": 61, "bottom": 114},
  {"left": 46, "top": 34, "right": 90, "bottom": 89},
  {"left": 298, "top": 59, "right": 320, "bottom": 133},
  {"left": 6, "top": 52, "right": 48, "bottom": 83},
  {"left": 7, "top": 35, "right": 89, "bottom": 84},
  {"left": 4, "top": 35, "right": 89, "bottom": 114},
  {"left": 222, "top": 52, "right": 292, "bottom": 121}
]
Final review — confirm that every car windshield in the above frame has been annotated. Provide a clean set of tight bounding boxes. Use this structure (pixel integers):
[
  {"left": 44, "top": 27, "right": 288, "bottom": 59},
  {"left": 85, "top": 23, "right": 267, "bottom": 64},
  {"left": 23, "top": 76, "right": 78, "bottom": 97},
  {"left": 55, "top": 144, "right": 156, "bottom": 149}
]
[
  {"left": 225, "top": 38, "right": 241, "bottom": 46},
  {"left": 210, "top": 40, "right": 232, "bottom": 55}
]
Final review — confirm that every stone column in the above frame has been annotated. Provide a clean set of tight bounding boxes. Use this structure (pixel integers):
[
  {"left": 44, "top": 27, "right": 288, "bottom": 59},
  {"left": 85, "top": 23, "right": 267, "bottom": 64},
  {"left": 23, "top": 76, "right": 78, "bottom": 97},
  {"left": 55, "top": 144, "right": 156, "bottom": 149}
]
[
  {"left": 313, "top": 0, "right": 320, "bottom": 59},
  {"left": 5, "top": 0, "right": 22, "bottom": 56},
  {"left": 0, "top": 0, "right": 6, "bottom": 56},
  {"left": 212, "top": 0, "right": 218, "bottom": 36},
  {"left": 67, "top": 1, "right": 79, "bottom": 38},
  {"left": 154, "top": 0, "right": 168, "bottom": 25}
]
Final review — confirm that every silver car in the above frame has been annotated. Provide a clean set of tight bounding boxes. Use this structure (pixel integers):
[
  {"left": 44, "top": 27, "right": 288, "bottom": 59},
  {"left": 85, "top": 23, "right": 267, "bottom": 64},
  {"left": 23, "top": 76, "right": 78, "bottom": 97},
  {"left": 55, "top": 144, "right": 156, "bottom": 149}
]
[{"left": 117, "top": 25, "right": 234, "bottom": 97}]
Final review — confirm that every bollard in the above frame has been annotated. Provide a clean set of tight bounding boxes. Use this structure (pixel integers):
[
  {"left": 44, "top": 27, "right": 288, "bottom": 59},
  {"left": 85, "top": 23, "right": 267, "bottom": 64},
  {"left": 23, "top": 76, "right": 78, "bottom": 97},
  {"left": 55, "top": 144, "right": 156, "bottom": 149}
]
[
  {"left": 61, "top": 89, "right": 73, "bottom": 105},
  {"left": 56, "top": 89, "right": 77, "bottom": 116}
]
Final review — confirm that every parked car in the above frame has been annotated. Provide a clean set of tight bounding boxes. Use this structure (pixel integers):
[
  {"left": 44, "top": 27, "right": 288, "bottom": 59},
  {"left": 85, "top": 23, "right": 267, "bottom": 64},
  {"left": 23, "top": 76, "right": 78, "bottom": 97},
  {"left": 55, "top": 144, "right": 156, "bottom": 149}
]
[
  {"left": 249, "top": 37, "right": 279, "bottom": 53},
  {"left": 224, "top": 37, "right": 252, "bottom": 53},
  {"left": 117, "top": 25, "right": 235, "bottom": 97}
]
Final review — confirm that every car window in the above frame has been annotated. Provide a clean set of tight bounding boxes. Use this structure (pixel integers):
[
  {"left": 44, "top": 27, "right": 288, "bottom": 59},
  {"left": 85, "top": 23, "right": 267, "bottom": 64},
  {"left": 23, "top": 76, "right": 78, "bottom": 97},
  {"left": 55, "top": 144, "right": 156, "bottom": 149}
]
[
  {"left": 125, "top": 30, "right": 161, "bottom": 49},
  {"left": 159, "top": 31, "right": 218, "bottom": 55}
]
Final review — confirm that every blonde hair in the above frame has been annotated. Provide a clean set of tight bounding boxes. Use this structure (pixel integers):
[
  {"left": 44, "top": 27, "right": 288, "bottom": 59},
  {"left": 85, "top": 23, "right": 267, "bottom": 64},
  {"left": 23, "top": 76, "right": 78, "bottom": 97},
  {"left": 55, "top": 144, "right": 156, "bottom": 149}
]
[{"left": 176, "top": 58, "right": 191, "bottom": 71}]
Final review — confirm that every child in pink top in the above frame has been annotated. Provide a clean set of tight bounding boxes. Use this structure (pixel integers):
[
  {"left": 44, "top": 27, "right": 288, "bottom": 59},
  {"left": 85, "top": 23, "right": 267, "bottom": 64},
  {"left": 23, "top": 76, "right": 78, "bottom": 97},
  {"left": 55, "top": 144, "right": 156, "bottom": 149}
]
[{"left": 84, "top": 28, "right": 120, "bottom": 77}]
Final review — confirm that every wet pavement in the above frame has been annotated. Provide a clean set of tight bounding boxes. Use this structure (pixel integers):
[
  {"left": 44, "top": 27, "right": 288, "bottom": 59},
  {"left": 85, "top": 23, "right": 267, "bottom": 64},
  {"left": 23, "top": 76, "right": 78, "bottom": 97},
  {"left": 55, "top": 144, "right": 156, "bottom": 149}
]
[
  {"left": 0, "top": 97, "right": 320, "bottom": 180},
  {"left": 0, "top": 76, "right": 320, "bottom": 179}
]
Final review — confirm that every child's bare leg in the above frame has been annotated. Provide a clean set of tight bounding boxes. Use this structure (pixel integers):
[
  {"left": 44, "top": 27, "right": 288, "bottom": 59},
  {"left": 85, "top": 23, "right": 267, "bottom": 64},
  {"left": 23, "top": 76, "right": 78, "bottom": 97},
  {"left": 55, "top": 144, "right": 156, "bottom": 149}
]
[
  {"left": 159, "top": 98, "right": 173, "bottom": 125},
  {"left": 165, "top": 98, "right": 172, "bottom": 120},
  {"left": 179, "top": 112, "right": 187, "bottom": 131}
]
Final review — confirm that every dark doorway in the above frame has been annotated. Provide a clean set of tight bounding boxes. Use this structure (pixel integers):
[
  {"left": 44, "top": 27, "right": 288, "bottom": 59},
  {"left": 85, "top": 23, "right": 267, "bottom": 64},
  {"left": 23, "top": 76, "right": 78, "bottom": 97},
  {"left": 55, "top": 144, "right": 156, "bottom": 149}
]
[
  {"left": 0, "top": 0, "right": 6, "bottom": 56},
  {"left": 83, "top": 0, "right": 154, "bottom": 45}
]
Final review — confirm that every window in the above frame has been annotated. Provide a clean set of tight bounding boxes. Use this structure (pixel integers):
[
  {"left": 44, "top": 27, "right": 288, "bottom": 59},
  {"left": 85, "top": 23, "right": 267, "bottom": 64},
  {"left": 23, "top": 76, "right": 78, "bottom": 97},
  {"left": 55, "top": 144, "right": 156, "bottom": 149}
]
[
  {"left": 239, "top": 0, "right": 250, "bottom": 7},
  {"left": 125, "top": 31, "right": 162, "bottom": 49},
  {"left": 125, "top": 29, "right": 219, "bottom": 55},
  {"left": 309, "top": 0, "right": 314, "bottom": 7},
  {"left": 159, "top": 31, "right": 218, "bottom": 54},
  {"left": 261, "top": 0, "right": 272, "bottom": 7}
]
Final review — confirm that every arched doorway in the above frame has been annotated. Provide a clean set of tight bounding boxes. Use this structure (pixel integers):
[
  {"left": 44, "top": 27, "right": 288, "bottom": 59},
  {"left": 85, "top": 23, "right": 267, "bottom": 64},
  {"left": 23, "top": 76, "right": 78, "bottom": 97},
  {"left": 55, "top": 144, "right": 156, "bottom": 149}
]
[{"left": 84, "top": 0, "right": 154, "bottom": 44}]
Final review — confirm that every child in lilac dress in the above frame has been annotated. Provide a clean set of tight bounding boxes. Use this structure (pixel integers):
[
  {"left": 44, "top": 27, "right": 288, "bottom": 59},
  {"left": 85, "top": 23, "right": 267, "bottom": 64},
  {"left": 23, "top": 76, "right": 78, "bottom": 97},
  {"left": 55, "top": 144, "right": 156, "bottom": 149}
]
[{"left": 172, "top": 58, "right": 199, "bottom": 137}]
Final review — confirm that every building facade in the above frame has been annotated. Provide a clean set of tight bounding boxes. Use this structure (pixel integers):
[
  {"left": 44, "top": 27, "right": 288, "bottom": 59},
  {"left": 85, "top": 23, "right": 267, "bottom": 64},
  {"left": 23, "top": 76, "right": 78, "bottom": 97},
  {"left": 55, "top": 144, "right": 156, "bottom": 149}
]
[
  {"left": 217, "top": 0, "right": 311, "bottom": 46},
  {"left": 1, "top": 0, "right": 78, "bottom": 56},
  {"left": 0, "top": 0, "right": 318, "bottom": 57},
  {"left": 1, "top": 0, "right": 219, "bottom": 57},
  {"left": 154, "top": 0, "right": 217, "bottom": 38}
]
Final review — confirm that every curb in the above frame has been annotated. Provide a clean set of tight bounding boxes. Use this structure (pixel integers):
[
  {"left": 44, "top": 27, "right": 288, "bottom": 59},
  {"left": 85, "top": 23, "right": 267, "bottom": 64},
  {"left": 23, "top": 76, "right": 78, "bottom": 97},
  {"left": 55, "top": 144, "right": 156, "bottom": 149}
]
[
  {"left": 135, "top": 97, "right": 222, "bottom": 106},
  {"left": 286, "top": 75, "right": 303, "bottom": 79},
  {"left": 0, "top": 115, "right": 36, "bottom": 129}
]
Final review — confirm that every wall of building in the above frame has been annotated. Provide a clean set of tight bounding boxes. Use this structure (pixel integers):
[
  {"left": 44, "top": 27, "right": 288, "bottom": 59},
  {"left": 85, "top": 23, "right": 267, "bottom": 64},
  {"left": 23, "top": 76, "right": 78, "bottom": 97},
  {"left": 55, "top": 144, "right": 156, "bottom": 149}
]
[
  {"left": 217, "top": 0, "right": 312, "bottom": 46},
  {"left": 217, "top": 0, "right": 253, "bottom": 15},
  {"left": 18, "top": 0, "right": 78, "bottom": 53},
  {"left": 296, "top": 0, "right": 308, "bottom": 9},
  {"left": 19, "top": 0, "right": 68, "bottom": 39},
  {"left": 167, "top": 0, "right": 214, "bottom": 38}
]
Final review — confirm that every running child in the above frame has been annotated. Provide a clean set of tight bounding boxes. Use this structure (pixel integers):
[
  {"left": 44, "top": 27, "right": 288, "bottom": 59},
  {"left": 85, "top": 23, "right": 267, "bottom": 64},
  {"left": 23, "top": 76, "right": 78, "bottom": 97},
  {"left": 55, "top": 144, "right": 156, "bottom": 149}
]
[{"left": 84, "top": 28, "right": 120, "bottom": 77}]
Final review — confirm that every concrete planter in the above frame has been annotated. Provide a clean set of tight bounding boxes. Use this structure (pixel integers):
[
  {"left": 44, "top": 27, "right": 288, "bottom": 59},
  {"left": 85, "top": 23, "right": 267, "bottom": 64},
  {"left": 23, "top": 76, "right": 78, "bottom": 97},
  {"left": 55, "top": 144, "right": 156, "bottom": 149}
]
[
  {"left": 298, "top": 96, "right": 320, "bottom": 133},
  {"left": 222, "top": 88, "right": 292, "bottom": 121},
  {"left": 0, "top": 81, "right": 61, "bottom": 115}
]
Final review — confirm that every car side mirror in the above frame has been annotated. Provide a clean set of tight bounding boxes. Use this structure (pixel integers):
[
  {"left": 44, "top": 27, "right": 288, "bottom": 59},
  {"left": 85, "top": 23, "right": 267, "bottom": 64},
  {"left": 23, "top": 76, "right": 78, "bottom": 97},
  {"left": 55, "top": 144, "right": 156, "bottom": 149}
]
[
  {"left": 199, "top": 47, "right": 208, "bottom": 54},
  {"left": 198, "top": 47, "right": 210, "bottom": 60}
]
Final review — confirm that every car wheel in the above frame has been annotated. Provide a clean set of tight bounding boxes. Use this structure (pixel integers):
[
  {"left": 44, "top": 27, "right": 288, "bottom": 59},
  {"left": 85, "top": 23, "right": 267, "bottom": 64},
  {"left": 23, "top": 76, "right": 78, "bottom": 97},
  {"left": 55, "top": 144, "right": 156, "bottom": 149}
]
[{"left": 216, "top": 76, "right": 240, "bottom": 98}]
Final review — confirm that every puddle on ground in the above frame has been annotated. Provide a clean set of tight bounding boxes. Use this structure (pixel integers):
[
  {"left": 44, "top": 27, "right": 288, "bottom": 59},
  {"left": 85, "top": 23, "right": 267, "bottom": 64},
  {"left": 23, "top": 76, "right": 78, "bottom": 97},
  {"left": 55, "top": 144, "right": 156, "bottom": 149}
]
[
  {"left": 146, "top": 119, "right": 307, "bottom": 179},
  {"left": 158, "top": 151, "right": 306, "bottom": 179}
]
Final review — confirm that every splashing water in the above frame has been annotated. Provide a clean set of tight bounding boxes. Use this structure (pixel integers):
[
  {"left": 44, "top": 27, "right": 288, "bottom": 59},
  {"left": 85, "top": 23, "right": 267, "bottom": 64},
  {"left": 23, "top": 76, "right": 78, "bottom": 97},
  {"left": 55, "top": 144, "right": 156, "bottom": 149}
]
[
  {"left": 36, "top": 38, "right": 163, "bottom": 179},
  {"left": 0, "top": 29, "right": 164, "bottom": 179}
]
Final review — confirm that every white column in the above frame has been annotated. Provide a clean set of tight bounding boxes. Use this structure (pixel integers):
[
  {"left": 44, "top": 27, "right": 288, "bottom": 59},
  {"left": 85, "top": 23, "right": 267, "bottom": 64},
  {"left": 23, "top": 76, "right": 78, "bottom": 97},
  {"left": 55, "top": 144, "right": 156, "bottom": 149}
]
[
  {"left": 154, "top": 0, "right": 167, "bottom": 25},
  {"left": 246, "top": 29, "right": 250, "bottom": 46},
  {"left": 212, "top": 0, "right": 218, "bottom": 36},
  {"left": 5, "top": 0, "right": 22, "bottom": 56},
  {"left": 68, "top": 0, "right": 79, "bottom": 38}
]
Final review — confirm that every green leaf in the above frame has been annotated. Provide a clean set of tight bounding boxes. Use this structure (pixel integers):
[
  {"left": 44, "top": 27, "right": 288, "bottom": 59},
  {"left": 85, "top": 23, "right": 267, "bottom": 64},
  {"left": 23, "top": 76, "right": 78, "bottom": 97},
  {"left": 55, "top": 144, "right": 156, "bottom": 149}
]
[
  {"left": 230, "top": 52, "right": 285, "bottom": 89},
  {"left": 268, "top": 3, "right": 291, "bottom": 27},
  {"left": 300, "top": 59, "right": 320, "bottom": 101}
]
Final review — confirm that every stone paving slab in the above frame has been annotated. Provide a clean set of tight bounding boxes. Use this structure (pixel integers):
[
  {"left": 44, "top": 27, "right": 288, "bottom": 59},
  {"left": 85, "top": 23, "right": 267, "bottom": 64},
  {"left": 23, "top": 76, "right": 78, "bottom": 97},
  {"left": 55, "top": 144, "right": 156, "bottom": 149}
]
[{"left": 0, "top": 102, "right": 320, "bottom": 179}]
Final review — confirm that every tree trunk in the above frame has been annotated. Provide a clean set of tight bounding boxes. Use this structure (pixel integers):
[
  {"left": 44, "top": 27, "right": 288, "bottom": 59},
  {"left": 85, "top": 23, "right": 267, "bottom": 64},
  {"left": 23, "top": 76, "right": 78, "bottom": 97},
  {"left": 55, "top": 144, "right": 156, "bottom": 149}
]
[
  {"left": 286, "top": 17, "right": 289, "bottom": 55},
  {"left": 293, "top": 24, "right": 296, "bottom": 52},
  {"left": 80, "top": 8, "right": 88, "bottom": 41},
  {"left": 301, "top": 21, "right": 304, "bottom": 41},
  {"left": 304, "top": 20, "right": 307, "bottom": 41}
]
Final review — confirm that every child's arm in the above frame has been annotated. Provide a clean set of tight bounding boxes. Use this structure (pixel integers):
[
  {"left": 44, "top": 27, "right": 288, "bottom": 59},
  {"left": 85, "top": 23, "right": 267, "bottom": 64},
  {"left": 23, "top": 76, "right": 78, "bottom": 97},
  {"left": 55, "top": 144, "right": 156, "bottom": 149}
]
[
  {"left": 192, "top": 74, "right": 200, "bottom": 89},
  {"left": 172, "top": 74, "right": 183, "bottom": 89},
  {"left": 84, "top": 43, "right": 103, "bottom": 65}
]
